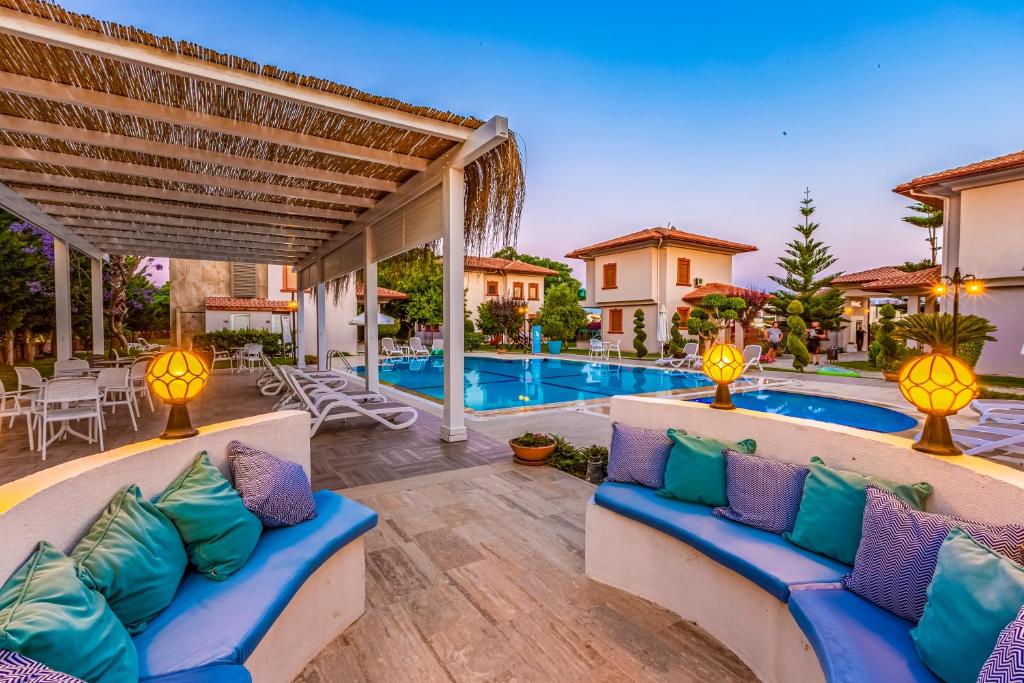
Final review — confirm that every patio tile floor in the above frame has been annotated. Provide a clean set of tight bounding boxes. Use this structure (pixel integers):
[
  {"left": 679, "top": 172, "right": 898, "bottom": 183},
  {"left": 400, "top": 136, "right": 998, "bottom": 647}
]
[{"left": 297, "top": 463, "right": 754, "bottom": 682}]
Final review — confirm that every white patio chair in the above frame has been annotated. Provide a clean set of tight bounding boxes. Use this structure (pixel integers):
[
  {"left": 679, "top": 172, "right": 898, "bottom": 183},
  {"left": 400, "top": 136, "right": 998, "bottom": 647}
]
[
  {"left": 431, "top": 339, "right": 444, "bottom": 355},
  {"left": 208, "top": 345, "right": 233, "bottom": 370},
  {"left": 35, "top": 377, "right": 104, "bottom": 461},
  {"left": 952, "top": 422, "right": 1024, "bottom": 457},
  {"left": 408, "top": 337, "right": 430, "bottom": 357},
  {"left": 15, "top": 366, "right": 45, "bottom": 400},
  {"left": 97, "top": 367, "right": 137, "bottom": 432},
  {"left": 604, "top": 340, "right": 622, "bottom": 361},
  {"left": 235, "top": 343, "right": 263, "bottom": 373},
  {"left": 129, "top": 358, "right": 154, "bottom": 413},
  {"left": 54, "top": 358, "right": 90, "bottom": 377},
  {"left": 588, "top": 338, "right": 607, "bottom": 360},
  {"left": 381, "top": 337, "right": 406, "bottom": 358},
  {"left": 970, "top": 399, "right": 1024, "bottom": 425},
  {"left": 0, "top": 377, "right": 34, "bottom": 450},
  {"left": 741, "top": 344, "right": 764, "bottom": 373},
  {"left": 283, "top": 372, "right": 416, "bottom": 436},
  {"left": 668, "top": 342, "right": 701, "bottom": 369}
]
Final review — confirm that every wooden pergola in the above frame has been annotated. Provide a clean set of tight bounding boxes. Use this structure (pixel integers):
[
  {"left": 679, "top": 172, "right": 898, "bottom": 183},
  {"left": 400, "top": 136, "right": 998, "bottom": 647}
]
[{"left": 0, "top": 1, "right": 524, "bottom": 442}]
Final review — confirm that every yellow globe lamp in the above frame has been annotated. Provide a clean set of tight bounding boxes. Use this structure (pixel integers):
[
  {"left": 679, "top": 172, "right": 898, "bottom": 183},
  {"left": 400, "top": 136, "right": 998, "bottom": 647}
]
[
  {"left": 898, "top": 353, "right": 979, "bottom": 455},
  {"left": 146, "top": 349, "right": 211, "bottom": 439},
  {"left": 702, "top": 343, "right": 745, "bottom": 410},
  {"left": 286, "top": 299, "right": 299, "bottom": 312}
]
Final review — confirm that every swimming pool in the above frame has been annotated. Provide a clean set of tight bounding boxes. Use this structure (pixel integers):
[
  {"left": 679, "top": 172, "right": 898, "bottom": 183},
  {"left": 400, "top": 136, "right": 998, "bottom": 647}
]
[
  {"left": 691, "top": 389, "right": 917, "bottom": 433},
  {"left": 358, "top": 356, "right": 733, "bottom": 411}
]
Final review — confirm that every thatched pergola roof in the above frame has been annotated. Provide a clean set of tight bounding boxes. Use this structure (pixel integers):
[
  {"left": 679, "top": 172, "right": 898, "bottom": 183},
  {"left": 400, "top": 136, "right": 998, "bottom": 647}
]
[{"left": 0, "top": 0, "right": 524, "bottom": 271}]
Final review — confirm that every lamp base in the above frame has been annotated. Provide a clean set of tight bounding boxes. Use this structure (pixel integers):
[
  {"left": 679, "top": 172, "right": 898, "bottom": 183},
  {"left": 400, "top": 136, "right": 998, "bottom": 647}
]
[
  {"left": 161, "top": 404, "right": 198, "bottom": 439},
  {"left": 709, "top": 383, "right": 735, "bottom": 410},
  {"left": 912, "top": 414, "right": 961, "bottom": 456}
]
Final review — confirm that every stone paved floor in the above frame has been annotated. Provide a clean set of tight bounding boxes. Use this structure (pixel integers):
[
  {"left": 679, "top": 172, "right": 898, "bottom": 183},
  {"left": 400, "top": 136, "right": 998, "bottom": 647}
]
[{"left": 296, "top": 463, "right": 755, "bottom": 683}]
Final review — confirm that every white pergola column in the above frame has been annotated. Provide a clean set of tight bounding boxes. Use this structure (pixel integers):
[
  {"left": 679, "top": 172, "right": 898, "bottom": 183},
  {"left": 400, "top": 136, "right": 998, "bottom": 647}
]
[
  {"left": 316, "top": 282, "right": 327, "bottom": 371},
  {"left": 295, "top": 292, "right": 306, "bottom": 368},
  {"left": 363, "top": 230, "right": 379, "bottom": 392},
  {"left": 440, "top": 166, "right": 467, "bottom": 443},
  {"left": 906, "top": 294, "right": 922, "bottom": 348},
  {"left": 53, "top": 236, "right": 72, "bottom": 360},
  {"left": 90, "top": 257, "right": 104, "bottom": 357}
]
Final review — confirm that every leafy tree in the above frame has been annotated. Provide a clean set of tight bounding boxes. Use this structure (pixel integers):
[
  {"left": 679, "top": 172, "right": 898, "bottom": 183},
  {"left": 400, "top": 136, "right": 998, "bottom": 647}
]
[
  {"left": 893, "top": 313, "right": 997, "bottom": 357},
  {"left": 786, "top": 300, "right": 810, "bottom": 371},
  {"left": 632, "top": 308, "right": 648, "bottom": 358},
  {"left": 768, "top": 189, "right": 845, "bottom": 333},
  {"left": 106, "top": 256, "right": 163, "bottom": 351},
  {"left": 687, "top": 293, "right": 747, "bottom": 348},
  {"left": 902, "top": 202, "right": 943, "bottom": 266},
  {"left": 377, "top": 249, "right": 443, "bottom": 335},
  {"left": 491, "top": 246, "right": 581, "bottom": 292},
  {"left": 900, "top": 259, "right": 935, "bottom": 273},
  {"left": 477, "top": 296, "right": 525, "bottom": 346},
  {"left": 536, "top": 283, "right": 587, "bottom": 344},
  {"left": 668, "top": 311, "right": 687, "bottom": 357}
]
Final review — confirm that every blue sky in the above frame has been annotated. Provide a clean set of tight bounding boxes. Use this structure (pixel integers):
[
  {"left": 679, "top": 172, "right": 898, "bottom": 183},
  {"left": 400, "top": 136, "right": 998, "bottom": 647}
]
[{"left": 64, "top": 1, "right": 1024, "bottom": 287}]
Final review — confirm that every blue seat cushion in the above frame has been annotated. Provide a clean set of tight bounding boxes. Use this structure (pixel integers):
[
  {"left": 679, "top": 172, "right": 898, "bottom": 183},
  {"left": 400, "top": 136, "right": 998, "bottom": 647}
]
[
  {"left": 593, "top": 482, "right": 847, "bottom": 601},
  {"left": 144, "top": 664, "right": 252, "bottom": 683},
  {"left": 134, "top": 490, "right": 377, "bottom": 680},
  {"left": 789, "top": 585, "right": 939, "bottom": 683}
]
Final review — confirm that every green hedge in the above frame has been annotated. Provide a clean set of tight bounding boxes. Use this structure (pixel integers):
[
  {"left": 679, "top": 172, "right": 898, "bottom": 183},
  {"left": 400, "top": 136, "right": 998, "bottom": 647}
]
[{"left": 193, "top": 328, "right": 285, "bottom": 357}]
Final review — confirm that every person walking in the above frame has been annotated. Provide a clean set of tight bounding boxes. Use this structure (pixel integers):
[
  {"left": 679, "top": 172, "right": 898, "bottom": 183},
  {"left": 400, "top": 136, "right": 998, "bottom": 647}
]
[
  {"left": 855, "top": 326, "right": 865, "bottom": 352},
  {"left": 807, "top": 321, "right": 828, "bottom": 365},
  {"left": 764, "top": 322, "right": 783, "bottom": 363}
]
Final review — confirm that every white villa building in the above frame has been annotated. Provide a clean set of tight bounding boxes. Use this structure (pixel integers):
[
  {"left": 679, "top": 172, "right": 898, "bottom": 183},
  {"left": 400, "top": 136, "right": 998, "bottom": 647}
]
[{"left": 463, "top": 256, "right": 557, "bottom": 325}]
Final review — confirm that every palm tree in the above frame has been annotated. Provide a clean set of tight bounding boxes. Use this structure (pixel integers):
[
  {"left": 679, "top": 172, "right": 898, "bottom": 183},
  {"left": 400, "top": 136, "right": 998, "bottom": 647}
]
[
  {"left": 902, "top": 203, "right": 943, "bottom": 266},
  {"left": 893, "top": 313, "right": 996, "bottom": 353}
]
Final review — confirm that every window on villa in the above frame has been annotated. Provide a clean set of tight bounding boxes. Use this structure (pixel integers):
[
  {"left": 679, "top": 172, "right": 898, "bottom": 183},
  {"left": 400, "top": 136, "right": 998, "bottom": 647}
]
[
  {"left": 281, "top": 268, "right": 297, "bottom": 292},
  {"left": 603, "top": 263, "right": 617, "bottom": 289},
  {"left": 230, "top": 314, "right": 252, "bottom": 331},
  {"left": 512, "top": 281, "right": 524, "bottom": 299},
  {"left": 608, "top": 308, "right": 623, "bottom": 334},
  {"left": 486, "top": 280, "right": 499, "bottom": 296},
  {"left": 676, "top": 307, "right": 691, "bottom": 327},
  {"left": 528, "top": 283, "right": 539, "bottom": 300},
  {"left": 676, "top": 258, "right": 692, "bottom": 286}
]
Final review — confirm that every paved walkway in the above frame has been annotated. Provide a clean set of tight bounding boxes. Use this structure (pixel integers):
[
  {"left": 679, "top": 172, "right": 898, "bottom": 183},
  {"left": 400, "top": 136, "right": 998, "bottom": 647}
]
[{"left": 296, "top": 463, "right": 753, "bottom": 682}]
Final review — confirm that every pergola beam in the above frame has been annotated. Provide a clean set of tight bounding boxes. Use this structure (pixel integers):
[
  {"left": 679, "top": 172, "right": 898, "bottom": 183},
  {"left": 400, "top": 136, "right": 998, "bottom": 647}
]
[
  {"left": 0, "top": 71, "right": 431, "bottom": 171},
  {"left": 42, "top": 206, "right": 340, "bottom": 236},
  {"left": 70, "top": 224, "right": 325, "bottom": 248},
  {"left": 0, "top": 114, "right": 400, "bottom": 193},
  {"left": 0, "top": 170, "right": 359, "bottom": 221},
  {"left": 0, "top": 181, "right": 102, "bottom": 257},
  {"left": 22, "top": 190, "right": 343, "bottom": 231},
  {"left": 82, "top": 231, "right": 314, "bottom": 254},
  {"left": 99, "top": 245, "right": 297, "bottom": 265},
  {"left": 0, "top": 145, "right": 377, "bottom": 208},
  {"left": 0, "top": 12, "right": 472, "bottom": 141}
]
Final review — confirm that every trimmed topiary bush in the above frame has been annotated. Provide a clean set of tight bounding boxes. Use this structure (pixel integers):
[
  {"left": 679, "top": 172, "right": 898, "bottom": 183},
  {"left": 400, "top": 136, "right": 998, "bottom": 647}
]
[
  {"left": 786, "top": 300, "right": 810, "bottom": 371},
  {"left": 633, "top": 308, "right": 648, "bottom": 358}
]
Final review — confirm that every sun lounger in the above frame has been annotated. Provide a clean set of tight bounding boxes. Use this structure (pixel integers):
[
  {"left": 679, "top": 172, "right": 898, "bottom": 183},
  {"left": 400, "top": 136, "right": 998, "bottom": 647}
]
[
  {"left": 741, "top": 344, "right": 764, "bottom": 373},
  {"left": 283, "top": 372, "right": 416, "bottom": 436},
  {"left": 951, "top": 422, "right": 1024, "bottom": 456},
  {"left": 667, "top": 342, "right": 700, "bottom": 370},
  {"left": 970, "top": 399, "right": 1024, "bottom": 424}
]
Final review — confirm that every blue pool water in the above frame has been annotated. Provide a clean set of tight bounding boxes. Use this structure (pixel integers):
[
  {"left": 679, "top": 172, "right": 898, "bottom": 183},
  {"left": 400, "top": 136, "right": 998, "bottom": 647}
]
[
  {"left": 691, "top": 390, "right": 917, "bottom": 433},
  {"left": 358, "top": 356, "right": 730, "bottom": 411}
]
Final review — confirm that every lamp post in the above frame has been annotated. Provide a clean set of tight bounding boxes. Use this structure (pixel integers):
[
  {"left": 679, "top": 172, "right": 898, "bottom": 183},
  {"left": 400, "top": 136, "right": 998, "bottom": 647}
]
[
  {"left": 146, "top": 349, "right": 210, "bottom": 439},
  {"left": 702, "top": 342, "right": 745, "bottom": 410},
  {"left": 933, "top": 267, "right": 984, "bottom": 356},
  {"left": 898, "top": 352, "right": 979, "bottom": 455},
  {"left": 287, "top": 296, "right": 299, "bottom": 364}
]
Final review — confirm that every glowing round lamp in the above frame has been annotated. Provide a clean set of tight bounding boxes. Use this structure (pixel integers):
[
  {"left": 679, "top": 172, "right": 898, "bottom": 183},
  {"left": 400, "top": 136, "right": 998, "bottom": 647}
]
[
  {"left": 146, "top": 349, "right": 211, "bottom": 439},
  {"left": 702, "top": 343, "right": 745, "bottom": 410},
  {"left": 287, "top": 299, "right": 299, "bottom": 312},
  {"left": 898, "top": 353, "right": 979, "bottom": 455}
]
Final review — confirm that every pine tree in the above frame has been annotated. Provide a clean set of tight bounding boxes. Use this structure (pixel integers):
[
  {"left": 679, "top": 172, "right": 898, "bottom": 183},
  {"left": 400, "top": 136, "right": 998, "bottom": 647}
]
[
  {"left": 902, "top": 203, "right": 943, "bottom": 266},
  {"left": 632, "top": 308, "right": 648, "bottom": 358},
  {"left": 768, "top": 188, "right": 845, "bottom": 334}
]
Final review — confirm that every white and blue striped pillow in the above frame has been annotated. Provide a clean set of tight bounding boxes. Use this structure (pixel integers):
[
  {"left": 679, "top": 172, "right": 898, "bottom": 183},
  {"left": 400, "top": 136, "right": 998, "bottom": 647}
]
[
  {"left": 605, "top": 423, "right": 673, "bottom": 489},
  {"left": 978, "top": 605, "right": 1024, "bottom": 683},
  {"left": 0, "top": 650, "right": 83, "bottom": 682},
  {"left": 713, "top": 449, "right": 809, "bottom": 534},
  {"left": 227, "top": 441, "right": 318, "bottom": 528}
]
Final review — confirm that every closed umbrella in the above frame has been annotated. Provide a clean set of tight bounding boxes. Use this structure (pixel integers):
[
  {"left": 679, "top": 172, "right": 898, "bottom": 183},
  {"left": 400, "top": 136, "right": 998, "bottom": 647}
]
[
  {"left": 348, "top": 312, "right": 396, "bottom": 326},
  {"left": 656, "top": 305, "right": 670, "bottom": 358}
]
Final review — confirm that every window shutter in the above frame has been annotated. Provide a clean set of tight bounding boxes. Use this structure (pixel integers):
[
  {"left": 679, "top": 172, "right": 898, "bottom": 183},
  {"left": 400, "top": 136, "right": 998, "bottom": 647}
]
[
  {"left": 609, "top": 308, "right": 623, "bottom": 334},
  {"left": 677, "top": 258, "right": 691, "bottom": 285},
  {"left": 603, "top": 263, "right": 617, "bottom": 289},
  {"left": 231, "top": 263, "right": 257, "bottom": 298},
  {"left": 676, "top": 307, "right": 691, "bottom": 326}
]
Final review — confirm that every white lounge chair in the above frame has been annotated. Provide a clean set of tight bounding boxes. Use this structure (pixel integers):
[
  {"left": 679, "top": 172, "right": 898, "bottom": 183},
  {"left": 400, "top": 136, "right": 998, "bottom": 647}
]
[
  {"left": 381, "top": 337, "right": 406, "bottom": 358},
  {"left": 408, "top": 337, "right": 430, "bottom": 357},
  {"left": 952, "top": 422, "right": 1024, "bottom": 456},
  {"left": 742, "top": 344, "right": 764, "bottom": 373},
  {"left": 971, "top": 399, "right": 1024, "bottom": 424},
  {"left": 274, "top": 367, "right": 382, "bottom": 410},
  {"left": 668, "top": 342, "right": 700, "bottom": 370},
  {"left": 283, "top": 372, "right": 416, "bottom": 436}
]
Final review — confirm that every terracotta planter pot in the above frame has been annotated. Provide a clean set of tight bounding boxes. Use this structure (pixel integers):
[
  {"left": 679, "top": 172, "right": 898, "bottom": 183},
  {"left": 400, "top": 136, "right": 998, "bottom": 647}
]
[{"left": 510, "top": 440, "right": 555, "bottom": 466}]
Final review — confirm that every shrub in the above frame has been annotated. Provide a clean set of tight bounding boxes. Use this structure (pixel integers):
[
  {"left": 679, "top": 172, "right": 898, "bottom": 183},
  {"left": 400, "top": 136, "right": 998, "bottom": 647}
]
[
  {"left": 464, "top": 332, "right": 485, "bottom": 352},
  {"left": 510, "top": 432, "right": 555, "bottom": 448},
  {"left": 193, "top": 328, "right": 284, "bottom": 357},
  {"left": 958, "top": 339, "right": 986, "bottom": 368},
  {"left": 668, "top": 312, "right": 686, "bottom": 357},
  {"left": 377, "top": 323, "right": 400, "bottom": 339},
  {"left": 872, "top": 304, "right": 905, "bottom": 372},
  {"left": 546, "top": 436, "right": 609, "bottom": 480},
  {"left": 633, "top": 308, "right": 648, "bottom": 358},
  {"left": 893, "top": 313, "right": 997, "bottom": 354},
  {"left": 785, "top": 300, "right": 810, "bottom": 371}
]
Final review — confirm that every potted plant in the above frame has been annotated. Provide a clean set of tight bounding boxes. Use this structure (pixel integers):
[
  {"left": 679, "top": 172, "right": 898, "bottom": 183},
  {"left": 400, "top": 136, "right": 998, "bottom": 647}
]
[{"left": 509, "top": 432, "right": 556, "bottom": 465}]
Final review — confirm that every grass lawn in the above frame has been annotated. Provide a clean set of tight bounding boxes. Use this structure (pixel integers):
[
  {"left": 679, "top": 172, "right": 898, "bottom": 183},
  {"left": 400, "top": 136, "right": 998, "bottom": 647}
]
[{"left": 978, "top": 375, "right": 1024, "bottom": 389}]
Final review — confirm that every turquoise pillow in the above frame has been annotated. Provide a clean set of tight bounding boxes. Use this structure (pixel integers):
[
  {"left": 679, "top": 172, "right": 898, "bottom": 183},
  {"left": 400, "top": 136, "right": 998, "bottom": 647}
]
[
  {"left": 0, "top": 541, "right": 138, "bottom": 682},
  {"left": 656, "top": 429, "right": 756, "bottom": 506},
  {"left": 71, "top": 484, "right": 187, "bottom": 633},
  {"left": 156, "top": 452, "right": 262, "bottom": 581},
  {"left": 912, "top": 528, "right": 1024, "bottom": 683},
  {"left": 784, "top": 457, "right": 932, "bottom": 565}
]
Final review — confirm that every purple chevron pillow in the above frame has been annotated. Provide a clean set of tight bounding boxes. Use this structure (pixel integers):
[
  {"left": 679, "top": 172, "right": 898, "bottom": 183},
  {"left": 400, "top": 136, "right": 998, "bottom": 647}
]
[
  {"left": 712, "top": 450, "right": 809, "bottom": 534},
  {"left": 0, "top": 650, "right": 84, "bottom": 682},
  {"left": 227, "top": 441, "right": 317, "bottom": 528},
  {"left": 606, "top": 423, "right": 673, "bottom": 489},
  {"left": 843, "top": 486, "right": 1024, "bottom": 622},
  {"left": 978, "top": 605, "right": 1024, "bottom": 683}
]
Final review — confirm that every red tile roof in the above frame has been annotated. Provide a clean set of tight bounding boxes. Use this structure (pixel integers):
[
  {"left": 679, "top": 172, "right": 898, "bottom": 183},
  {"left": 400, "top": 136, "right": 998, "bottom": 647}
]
[
  {"left": 681, "top": 282, "right": 769, "bottom": 303},
  {"left": 894, "top": 149, "right": 1024, "bottom": 198},
  {"left": 862, "top": 266, "right": 941, "bottom": 292},
  {"left": 462, "top": 256, "right": 558, "bottom": 276},
  {"left": 205, "top": 297, "right": 292, "bottom": 312},
  {"left": 565, "top": 227, "right": 757, "bottom": 259},
  {"left": 831, "top": 266, "right": 906, "bottom": 285},
  {"left": 355, "top": 284, "right": 408, "bottom": 301}
]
